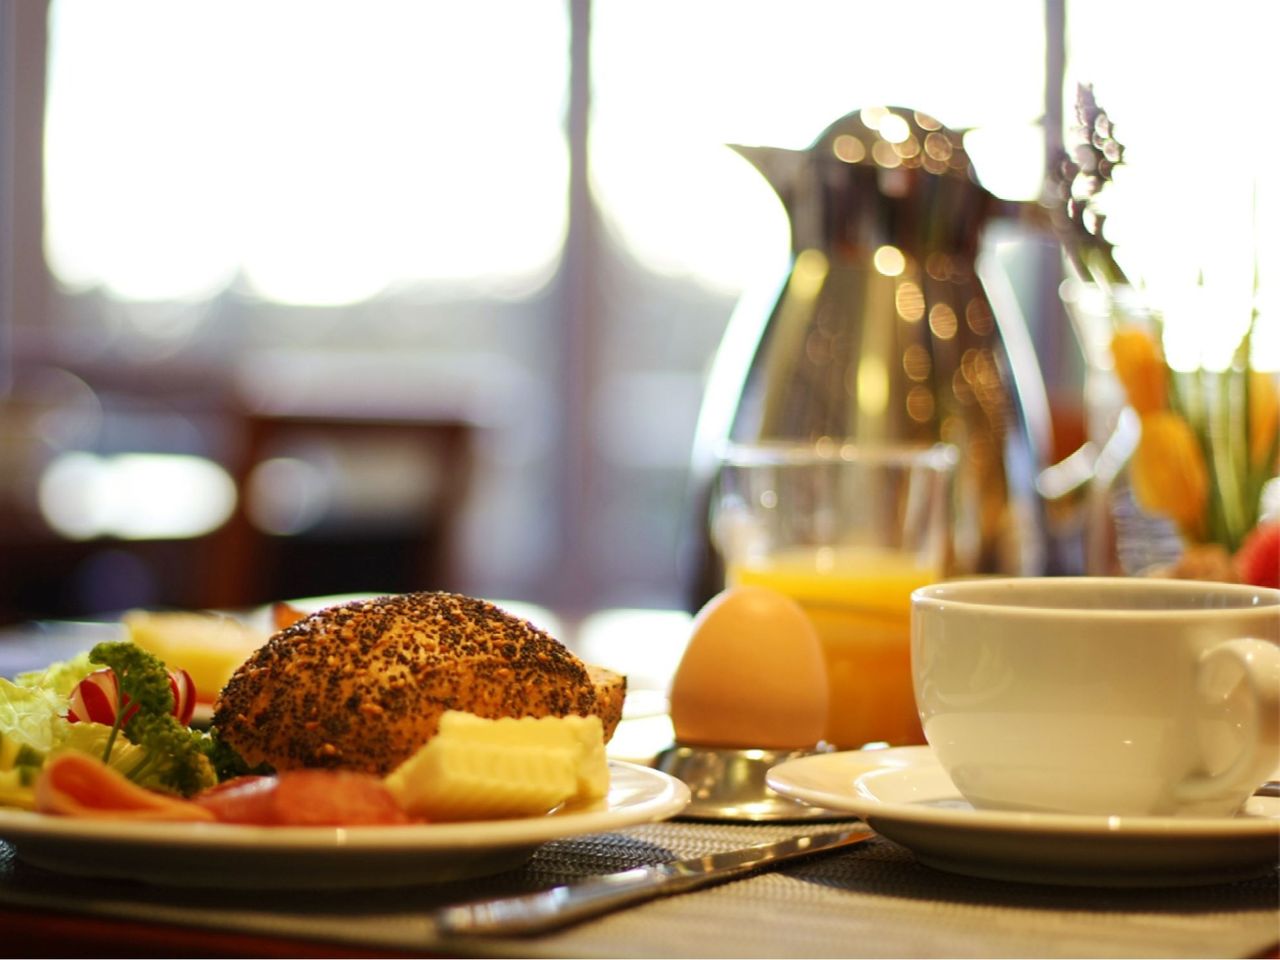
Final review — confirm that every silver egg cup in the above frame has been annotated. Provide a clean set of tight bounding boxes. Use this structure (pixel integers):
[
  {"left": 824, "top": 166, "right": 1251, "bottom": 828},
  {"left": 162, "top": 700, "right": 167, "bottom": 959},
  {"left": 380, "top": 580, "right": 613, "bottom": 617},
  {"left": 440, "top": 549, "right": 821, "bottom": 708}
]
[{"left": 653, "top": 742, "right": 851, "bottom": 822}]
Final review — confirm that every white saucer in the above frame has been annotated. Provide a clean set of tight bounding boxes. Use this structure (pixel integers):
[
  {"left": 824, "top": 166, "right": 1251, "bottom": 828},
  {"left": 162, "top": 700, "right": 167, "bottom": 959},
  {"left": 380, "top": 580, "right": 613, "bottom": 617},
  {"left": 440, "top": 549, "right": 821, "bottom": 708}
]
[{"left": 766, "top": 746, "right": 1280, "bottom": 887}]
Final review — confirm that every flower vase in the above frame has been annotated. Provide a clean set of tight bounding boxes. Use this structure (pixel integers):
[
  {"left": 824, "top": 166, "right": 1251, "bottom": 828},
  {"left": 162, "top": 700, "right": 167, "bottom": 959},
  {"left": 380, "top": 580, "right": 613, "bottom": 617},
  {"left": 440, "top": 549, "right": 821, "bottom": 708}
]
[
  {"left": 1062, "top": 282, "right": 1192, "bottom": 576},
  {"left": 1062, "top": 280, "right": 1280, "bottom": 581}
]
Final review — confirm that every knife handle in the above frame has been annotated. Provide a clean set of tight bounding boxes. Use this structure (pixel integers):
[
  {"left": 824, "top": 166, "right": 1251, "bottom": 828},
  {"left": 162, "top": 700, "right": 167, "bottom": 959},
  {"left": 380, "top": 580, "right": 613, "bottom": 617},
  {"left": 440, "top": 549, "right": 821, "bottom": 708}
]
[
  {"left": 432, "top": 828, "right": 873, "bottom": 938},
  {"left": 434, "top": 864, "right": 686, "bottom": 937}
]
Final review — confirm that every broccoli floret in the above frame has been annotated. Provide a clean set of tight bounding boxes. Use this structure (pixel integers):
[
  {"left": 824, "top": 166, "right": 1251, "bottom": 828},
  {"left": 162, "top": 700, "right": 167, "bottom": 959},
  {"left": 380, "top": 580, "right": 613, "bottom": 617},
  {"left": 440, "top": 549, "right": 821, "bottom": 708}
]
[
  {"left": 87, "top": 641, "right": 215, "bottom": 797},
  {"left": 195, "top": 729, "right": 273, "bottom": 782},
  {"left": 88, "top": 641, "right": 173, "bottom": 753},
  {"left": 123, "top": 713, "right": 216, "bottom": 797}
]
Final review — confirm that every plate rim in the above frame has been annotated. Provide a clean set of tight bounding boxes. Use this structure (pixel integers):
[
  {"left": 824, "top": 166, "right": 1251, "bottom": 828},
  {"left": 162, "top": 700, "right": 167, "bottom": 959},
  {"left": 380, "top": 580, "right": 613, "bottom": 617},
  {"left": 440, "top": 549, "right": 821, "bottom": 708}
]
[
  {"left": 0, "top": 759, "right": 691, "bottom": 852},
  {"left": 766, "top": 747, "right": 1280, "bottom": 839}
]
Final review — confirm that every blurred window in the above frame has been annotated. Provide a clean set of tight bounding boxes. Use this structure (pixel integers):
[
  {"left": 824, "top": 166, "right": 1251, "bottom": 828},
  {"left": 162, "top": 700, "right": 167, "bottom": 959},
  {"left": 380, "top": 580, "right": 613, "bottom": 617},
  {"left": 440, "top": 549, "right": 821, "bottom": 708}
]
[
  {"left": 45, "top": 0, "right": 569, "bottom": 304},
  {"left": 25, "top": 1, "right": 1273, "bottom": 619},
  {"left": 35, "top": 0, "right": 1050, "bottom": 614},
  {"left": 38, "top": 0, "right": 572, "bottom": 609}
]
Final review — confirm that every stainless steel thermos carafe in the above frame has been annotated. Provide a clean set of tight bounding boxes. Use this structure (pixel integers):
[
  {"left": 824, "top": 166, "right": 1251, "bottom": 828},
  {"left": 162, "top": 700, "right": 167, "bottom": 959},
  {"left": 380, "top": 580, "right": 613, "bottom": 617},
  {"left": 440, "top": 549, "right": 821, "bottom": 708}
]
[{"left": 687, "top": 106, "right": 1066, "bottom": 603}]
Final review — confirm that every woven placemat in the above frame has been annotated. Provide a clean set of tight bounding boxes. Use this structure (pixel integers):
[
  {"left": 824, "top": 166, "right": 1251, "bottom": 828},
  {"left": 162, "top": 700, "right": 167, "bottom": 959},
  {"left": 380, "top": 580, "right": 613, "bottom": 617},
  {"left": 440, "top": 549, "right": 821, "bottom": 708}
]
[{"left": 1, "top": 820, "right": 1276, "bottom": 958}]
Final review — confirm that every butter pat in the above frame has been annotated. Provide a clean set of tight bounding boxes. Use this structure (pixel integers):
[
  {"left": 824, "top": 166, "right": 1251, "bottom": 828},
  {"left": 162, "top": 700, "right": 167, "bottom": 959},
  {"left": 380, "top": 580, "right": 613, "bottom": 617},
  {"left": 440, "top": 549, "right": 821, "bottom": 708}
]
[{"left": 384, "top": 712, "right": 610, "bottom": 821}]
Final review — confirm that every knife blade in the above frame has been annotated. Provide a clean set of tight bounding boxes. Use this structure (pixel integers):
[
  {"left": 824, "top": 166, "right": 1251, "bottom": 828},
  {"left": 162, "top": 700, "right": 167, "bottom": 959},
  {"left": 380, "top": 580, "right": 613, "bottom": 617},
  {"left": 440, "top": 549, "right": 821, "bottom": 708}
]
[{"left": 430, "top": 826, "right": 875, "bottom": 937}]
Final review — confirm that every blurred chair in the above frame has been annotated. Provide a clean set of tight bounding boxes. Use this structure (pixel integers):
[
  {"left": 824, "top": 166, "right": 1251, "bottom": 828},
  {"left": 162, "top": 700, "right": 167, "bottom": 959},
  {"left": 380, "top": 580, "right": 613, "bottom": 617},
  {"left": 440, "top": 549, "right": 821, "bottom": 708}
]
[
  {"left": 0, "top": 365, "right": 477, "bottom": 622},
  {"left": 205, "top": 409, "right": 476, "bottom": 609}
]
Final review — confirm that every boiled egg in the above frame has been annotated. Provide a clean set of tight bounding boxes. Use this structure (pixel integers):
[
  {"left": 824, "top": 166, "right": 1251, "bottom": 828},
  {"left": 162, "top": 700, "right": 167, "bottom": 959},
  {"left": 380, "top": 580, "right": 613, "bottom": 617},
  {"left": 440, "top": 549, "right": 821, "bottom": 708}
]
[{"left": 668, "top": 585, "right": 828, "bottom": 750}]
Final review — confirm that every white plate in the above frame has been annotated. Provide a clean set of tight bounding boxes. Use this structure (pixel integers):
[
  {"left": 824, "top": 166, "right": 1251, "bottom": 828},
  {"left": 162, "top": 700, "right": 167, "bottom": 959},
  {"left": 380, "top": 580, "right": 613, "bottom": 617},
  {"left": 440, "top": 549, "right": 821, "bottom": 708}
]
[
  {"left": 0, "top": 761, "right": 689, "bottom": 889},
  {"left": 766, "top": 747, "right": 1280, "bottom": 887}
]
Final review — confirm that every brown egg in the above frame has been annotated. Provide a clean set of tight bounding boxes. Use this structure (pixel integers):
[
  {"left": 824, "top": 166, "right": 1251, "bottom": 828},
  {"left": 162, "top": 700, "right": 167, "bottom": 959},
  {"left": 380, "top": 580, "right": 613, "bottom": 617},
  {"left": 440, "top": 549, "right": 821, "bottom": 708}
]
[{"left": 668, "top": 586, "right": 828, "bottom": 749}]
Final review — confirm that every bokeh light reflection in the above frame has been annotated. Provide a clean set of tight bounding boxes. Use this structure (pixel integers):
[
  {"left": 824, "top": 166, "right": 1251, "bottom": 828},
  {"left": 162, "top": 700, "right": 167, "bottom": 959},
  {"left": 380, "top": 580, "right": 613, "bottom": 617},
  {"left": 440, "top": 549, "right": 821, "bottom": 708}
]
[{"left": 38, "top": 452, "right": 236, "bottom": 540}]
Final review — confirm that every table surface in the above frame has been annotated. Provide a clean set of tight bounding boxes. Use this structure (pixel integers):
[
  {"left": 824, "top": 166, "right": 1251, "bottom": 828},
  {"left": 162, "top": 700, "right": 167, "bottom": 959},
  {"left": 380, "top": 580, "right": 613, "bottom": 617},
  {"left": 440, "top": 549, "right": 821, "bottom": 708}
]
[{"left": 0, "top": 607, "right": 1276, "bottom": 959}]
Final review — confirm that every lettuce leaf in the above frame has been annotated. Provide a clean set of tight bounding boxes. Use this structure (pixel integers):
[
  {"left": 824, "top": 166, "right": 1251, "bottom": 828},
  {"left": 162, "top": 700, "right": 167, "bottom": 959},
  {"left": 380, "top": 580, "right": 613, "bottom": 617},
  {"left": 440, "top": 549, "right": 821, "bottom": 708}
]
[
  {"left": 53, "top": 719, "right": 147, "bottom": 773},
  {"left": 0, "top": 678, "right": 68, "bottom": 756},
  {"left": 0, "top": 667, "right": 149, "bottom": 810},
  {"left": 14, "top": 651, "right": 94, "bottom": 697}
]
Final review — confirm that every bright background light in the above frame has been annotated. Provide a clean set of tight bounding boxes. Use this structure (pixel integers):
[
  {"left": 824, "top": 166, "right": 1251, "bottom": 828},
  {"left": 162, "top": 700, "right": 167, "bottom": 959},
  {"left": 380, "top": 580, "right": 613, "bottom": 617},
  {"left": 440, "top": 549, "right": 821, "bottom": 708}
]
[
  {"left": 38, "top": 453, "right": 237, "bottom": 540},
  {"left": 1066, "top": 0, "right": 1280, "bottom": 372},
  {"left": 588, "top": 0, "right": 1047, "bottom": 294},
  {"left": 42, "top": 2, "right": 1276, "bottom": 358},
  {"left": 44, "top": 0, "right": 569, "bottom": 305}
]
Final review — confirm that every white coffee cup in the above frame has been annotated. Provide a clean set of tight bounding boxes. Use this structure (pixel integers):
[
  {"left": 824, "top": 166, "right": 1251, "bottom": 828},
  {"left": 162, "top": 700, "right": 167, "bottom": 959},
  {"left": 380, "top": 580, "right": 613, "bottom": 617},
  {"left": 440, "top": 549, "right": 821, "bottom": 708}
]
[{"left": 910, "top": 577, "right": 1280, "bottom": 818}]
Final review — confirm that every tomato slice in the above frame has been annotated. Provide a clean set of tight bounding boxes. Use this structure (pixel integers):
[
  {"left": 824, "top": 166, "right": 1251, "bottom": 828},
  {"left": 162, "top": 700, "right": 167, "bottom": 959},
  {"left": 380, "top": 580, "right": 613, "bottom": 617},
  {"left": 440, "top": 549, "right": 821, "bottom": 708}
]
[
  {"left": 192, "top": 775, "right": 278, "bottom": 824},
  {"left": 195, "top": 770, "right": 411, "bottom": 826},
  {"left": 272, "top": 770, "right": 411, "bottom": 826}
]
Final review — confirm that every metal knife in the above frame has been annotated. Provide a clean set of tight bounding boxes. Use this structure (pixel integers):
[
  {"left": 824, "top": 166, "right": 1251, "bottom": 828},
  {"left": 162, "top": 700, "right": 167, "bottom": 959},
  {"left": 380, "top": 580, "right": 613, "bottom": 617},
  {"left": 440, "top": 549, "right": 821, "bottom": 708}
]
[{"left": 430, "top": 826, "right": 876, "bottom": 937}]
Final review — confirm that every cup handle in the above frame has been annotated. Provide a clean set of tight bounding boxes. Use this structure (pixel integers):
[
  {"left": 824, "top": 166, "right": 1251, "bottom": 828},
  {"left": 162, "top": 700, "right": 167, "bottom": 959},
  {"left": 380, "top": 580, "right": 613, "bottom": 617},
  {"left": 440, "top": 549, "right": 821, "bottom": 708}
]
[{"left": 1176, "top": 638, "right": 1280, "bottom": 807}]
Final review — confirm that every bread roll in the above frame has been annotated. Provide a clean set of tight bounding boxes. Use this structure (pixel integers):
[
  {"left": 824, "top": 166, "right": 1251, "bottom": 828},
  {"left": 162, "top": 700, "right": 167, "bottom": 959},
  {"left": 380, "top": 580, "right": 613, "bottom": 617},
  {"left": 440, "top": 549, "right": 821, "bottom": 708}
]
[{"left": 212, "top": 592, "right": 625, "bottom": 776}]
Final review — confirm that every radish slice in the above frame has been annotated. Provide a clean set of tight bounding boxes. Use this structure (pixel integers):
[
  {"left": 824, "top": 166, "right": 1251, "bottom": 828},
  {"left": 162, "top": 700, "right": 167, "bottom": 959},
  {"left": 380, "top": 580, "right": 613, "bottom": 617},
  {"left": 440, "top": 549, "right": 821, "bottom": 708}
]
[
  {"left": 168, "top": 668, "right": 196, "bottom": 726},
  {"left": 68, "top": 667, "right": 198, "bottom": 726},
  {"left": 67, "top": 669, "right": 134, "bottom": 725}
]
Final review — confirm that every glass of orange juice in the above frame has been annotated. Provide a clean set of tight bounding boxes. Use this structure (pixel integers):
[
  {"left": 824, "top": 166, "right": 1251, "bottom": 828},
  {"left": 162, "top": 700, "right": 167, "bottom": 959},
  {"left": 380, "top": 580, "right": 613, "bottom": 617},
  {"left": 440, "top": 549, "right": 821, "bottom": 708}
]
[{"left": 712, "top": 441, "right": 956, "bottom": 749}]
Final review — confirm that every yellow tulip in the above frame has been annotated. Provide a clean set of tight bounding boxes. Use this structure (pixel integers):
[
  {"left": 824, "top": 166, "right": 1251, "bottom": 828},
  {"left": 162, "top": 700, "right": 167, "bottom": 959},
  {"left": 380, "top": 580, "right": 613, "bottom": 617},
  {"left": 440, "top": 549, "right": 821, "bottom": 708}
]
[
  {"left": 1131, "top": 411, "right": 1208, "bottom": 536},
  {"left": 1110, "top": 327, "right": 1167, "bottom": 415},
  {"left": 1250, "top": 370, "right": 1279, "bottom": 470}
]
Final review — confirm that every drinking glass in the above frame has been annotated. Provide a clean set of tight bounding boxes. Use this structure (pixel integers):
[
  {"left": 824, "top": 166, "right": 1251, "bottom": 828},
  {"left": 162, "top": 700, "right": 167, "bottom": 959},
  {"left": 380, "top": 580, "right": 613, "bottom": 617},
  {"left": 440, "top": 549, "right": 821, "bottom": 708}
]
[{"left": 712, "top": 441, "right": 956, "bottom": 749}]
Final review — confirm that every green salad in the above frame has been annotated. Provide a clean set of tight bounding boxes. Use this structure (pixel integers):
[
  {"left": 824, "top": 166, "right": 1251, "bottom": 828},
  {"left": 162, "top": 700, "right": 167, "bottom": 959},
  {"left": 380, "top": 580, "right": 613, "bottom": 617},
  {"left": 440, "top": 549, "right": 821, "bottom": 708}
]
[{"left": 0, "top": 642, "right": 251, "bottom": 809}]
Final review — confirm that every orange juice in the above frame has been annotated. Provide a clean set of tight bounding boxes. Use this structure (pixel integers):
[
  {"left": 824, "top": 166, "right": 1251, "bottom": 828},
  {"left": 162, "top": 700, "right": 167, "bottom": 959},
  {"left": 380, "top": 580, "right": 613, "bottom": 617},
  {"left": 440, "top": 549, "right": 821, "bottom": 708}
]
[{"left": 728, "top": 546, "right": 939, "bottom": 748}]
